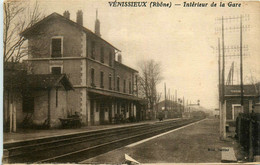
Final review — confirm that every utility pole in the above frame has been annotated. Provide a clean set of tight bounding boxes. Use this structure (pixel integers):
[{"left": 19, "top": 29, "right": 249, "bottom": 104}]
[
  {"left": 218, "top": 37, "right": 223, "bottom": 138},
  {"left": 183, "top": 96, "right": 185, "bottom": 113},
  {"left": 164, "top": 83, "right": 167, "bottom": 111},
  {"left": 221, "top": 16, "right": 226, "bottom": 139},
  {"left": 173, "top": 95, "right": 175, "bottom": 117},
  {"left": 218, "top": 38, "right": 221, "bottom": 101},
  {"left": 168, "top": 88, "right": 170, "bottom": 110},
  {"left": 216, "top": 15, "right": 250, "bottom": 140},
  {"left": 175, "top": 90, "right": 177, "bottom": 102},
  {"left": 175, "top": 90, "right": 177, "bottom": 112},
  {"left": 240, "top": 15, "right": 244, "bottom": 110}
]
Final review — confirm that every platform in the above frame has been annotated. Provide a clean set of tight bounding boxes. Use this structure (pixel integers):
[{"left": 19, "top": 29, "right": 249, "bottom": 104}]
[
  {"left": 81, "top": 119, "right": 246, "bottom": 163},
  {"left": 4, "top": 118, "right": 180, "bottom": 144}
]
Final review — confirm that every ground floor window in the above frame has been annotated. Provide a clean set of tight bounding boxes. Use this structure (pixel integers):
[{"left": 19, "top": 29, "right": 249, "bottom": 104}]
[{"left": 51, "top": 67, "right": 62, "bottom": 74}]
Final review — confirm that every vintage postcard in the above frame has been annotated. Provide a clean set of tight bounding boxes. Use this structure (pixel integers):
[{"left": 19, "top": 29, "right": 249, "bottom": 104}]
[{"left": 2, "top": 0, "right": 260, "bottom": 164}]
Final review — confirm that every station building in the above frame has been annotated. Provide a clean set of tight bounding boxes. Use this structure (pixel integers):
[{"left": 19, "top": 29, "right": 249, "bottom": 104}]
[{"left": 5, "top": 10, "right": 142, "bottom": 128}]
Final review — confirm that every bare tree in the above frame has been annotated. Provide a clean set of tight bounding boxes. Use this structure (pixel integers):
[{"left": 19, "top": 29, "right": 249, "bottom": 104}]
[
  {"left": 138, "top": 59, "right": 163, "bottom": 115},
  {"left": 249, "top": 71, "right": 260, "bottom": 98},
  {"left": 4, "top": 0, "right": 43, "bottom": 62}
]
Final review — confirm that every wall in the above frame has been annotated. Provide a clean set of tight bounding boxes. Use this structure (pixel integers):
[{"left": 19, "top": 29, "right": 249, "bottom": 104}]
[
  {"left": 225, "top": 97, "right": 252, "bottom": 120},
  {"left": 32, "top": 90, "right": 48, "bottom": 125},
  {"left": 27, "top": 17, "right": 88, "bottom": 125},
  {"left": 50, "top": 87, "right": 68, "bottom": 127},
  {"left": 3, "top": 91, "right": 24, "bottom": 127},
  {"left": 31, "top": 88, "right": 69, "bottom": 128},
  {"left": 114, "top": 62, "right": 135, "bottom": 94},
  {"left": 27, "top": 18, "right": 83, "bottom": 58},
  {"left": 86, "top": 34, "right": 115, "bottom": 67}
]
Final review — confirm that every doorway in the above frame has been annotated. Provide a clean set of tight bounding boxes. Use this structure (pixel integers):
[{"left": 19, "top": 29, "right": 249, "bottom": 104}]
[
  {"left": 232, "top": 104, "right": 243, "bottom": 120},
  {"left": 90, "top": 100, "right": 94, "bottom": 125}
]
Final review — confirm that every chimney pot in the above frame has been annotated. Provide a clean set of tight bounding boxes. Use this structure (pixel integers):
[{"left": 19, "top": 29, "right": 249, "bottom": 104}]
[
  {"left": 63, "top": 10, "right": 70, "bottom": 19},
  {"left": 76, "top": 10, "right": 83, "bottom": 26},
  {"left": 95, "top": 9, "right": 101, "bottom": 36},
  {"left": 117, "top": 54, "right": 122, "bottom": 63}
]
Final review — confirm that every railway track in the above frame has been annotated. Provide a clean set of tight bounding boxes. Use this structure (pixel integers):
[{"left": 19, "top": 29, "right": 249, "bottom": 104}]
[{"left": 3, "top": 117, "right": 204, "bottom": 163}]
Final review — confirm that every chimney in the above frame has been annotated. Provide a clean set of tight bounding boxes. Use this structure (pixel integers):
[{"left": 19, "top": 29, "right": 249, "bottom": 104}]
[
  {"left": 63, "top": 10, "right": 70, "bottom": 19},
  {"left": 76, "top": 10, "right": 83, "bottom": 26},
  {"left": 95, "top": 9, "right": 101, "bottom": 37},
  {"left": 117, "top": 54, "right": 122, "bottom": 63}
]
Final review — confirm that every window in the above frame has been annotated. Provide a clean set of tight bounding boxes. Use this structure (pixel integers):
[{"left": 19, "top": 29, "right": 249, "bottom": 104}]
[
  {"left": 109, "top": 74, "right": 112, "bottom": 90},
  {"left": 51, "top": 67, "right": 62, "bottom": 74},
  {"left": 100, "top": 47, "right": 104, "bottom": 63},
  {"left": 117, "top": 76, "right": 120, "bottom": 91},
  {"left": 129, "top": 81, "right": 132, "bottom": 94},
  {"left": 91, "top": 41, "right": 95, "bottom": 59},
  {"left": 100, "top": 71, "right": 104, "bottom": 88},
  {"left": 51, "top": 37, "right": 62, "bottom": 57},
  {"left": 123, "top": 80, "right": 126, "bottom": 93},
  {"left": 109, "top": 52, "right": 112, "bottom": 66},
  {"left": 91, "top": 68, "right": 95, "bottom": 87},
  {"left": 56, "top": 88, "right": 58, "bottom": 107},
  {"left": 135, "top": 75, "right": 138, "bottom": 93},
  {"left": 90, "top": 100, "right": 94, "bottom": 115},
  {"left": 23, "top": 97, "right": 34, "bottom": 113},
  {"left": 96, "top": 101, "right": 99, "bottom": 112}
]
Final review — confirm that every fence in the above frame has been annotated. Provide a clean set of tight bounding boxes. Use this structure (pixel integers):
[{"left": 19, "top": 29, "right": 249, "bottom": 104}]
[{"left": 236, "top": 113, "right": 260, "bottom": 160}]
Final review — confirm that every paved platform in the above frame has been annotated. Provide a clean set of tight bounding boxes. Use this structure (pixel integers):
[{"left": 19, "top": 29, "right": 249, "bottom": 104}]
[
  {"left": 81, "top": 119, "right": 246, "bottom": 164},
  {"left": 3, "top": 118, "right": 180, "bottom": 144}
]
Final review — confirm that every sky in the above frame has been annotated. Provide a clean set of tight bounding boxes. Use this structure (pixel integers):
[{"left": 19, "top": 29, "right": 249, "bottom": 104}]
[{"left": 15, "top": 0, "right": 260, "bottom": 109}]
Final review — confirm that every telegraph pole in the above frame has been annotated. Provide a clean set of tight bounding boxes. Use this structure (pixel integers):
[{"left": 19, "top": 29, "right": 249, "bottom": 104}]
[
  {"left": 240, "top": 15, "right": 244, "bottom": 109},
  {"left": 218, "top": 37, "right": 223, "bottom": 138},
  {"left": 221, "top": 16, "right": 226, "bottom": 139},
  {"left": 164, "top": 83, "right": 167, "bottom": 111},
  {"left": 218, "top": 38, "right": 221, "bottom": 101},
  {"left": 168, "top": 88, "right": 170, "bottom": 110},
  {"left": 183, "top": 96, "right": 185, "bottom": 113},
  {"left": 216, "top": 15, "right": 250, "bottom": 140}
]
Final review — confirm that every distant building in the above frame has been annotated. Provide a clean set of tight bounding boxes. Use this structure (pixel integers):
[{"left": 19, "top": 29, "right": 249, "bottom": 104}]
[
  {"left": 156, "top": 100, "right": 183, "bottom": 118},
  {"left": 19, "top": 11, "right": 142, "bottom": 127}
]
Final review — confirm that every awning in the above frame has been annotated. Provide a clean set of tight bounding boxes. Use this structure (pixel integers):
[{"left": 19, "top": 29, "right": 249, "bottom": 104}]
[
  {"left": 87, "top": 87, "right": 142, "bottom": 101},
  {"left": 26, "top": 74, "right": 73, "bottom": 91}
]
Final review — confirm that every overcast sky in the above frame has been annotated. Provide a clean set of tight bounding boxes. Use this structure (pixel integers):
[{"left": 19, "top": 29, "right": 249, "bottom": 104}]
[{"left": 25, "top": 0, "right": 260, "bottom": 109}]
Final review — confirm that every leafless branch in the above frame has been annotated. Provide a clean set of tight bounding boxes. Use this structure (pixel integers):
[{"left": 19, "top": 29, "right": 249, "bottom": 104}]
[
  {"left": 138, "top": 59, "right": 163, "bottom": 111},
  {"left": 4, "top": 0, "right": 44, "bottom": 62}
]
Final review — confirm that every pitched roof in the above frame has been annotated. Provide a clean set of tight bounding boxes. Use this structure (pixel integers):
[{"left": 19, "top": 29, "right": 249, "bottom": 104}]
[
  {"left": 26, "top": 74, "right": 73, "bottom": 90},
  {"left": 114, "top": 61, "right": 138, "bottom": 73},
  {"left": 20, "top": 12, "right": 120, "bottom": 51}
]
